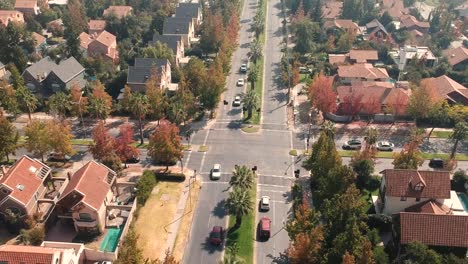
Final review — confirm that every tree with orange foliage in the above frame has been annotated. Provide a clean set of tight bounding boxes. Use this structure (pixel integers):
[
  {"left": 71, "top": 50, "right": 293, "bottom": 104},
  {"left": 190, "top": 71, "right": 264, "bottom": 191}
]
[
  {"left": 148, "top": 120, "right": 183, "bottom": 168},
  {"left": 115, "top": 124, "right": 140, "bottom": 166},
  {"left": 200, "top": 12, "right": 225, "bottom": 53},
  {"left": 308, "top": 72, "right": 337, "bottom": 114},
  {"left": 358, "top": 240, "right": 375, "bottom": 264},
  {"left": 385, "top": 90, "right": 409, "bottom": 120},
  {"left": 226, "top": 11, "right": 240, "bottom": 48},
  {"left": 362, "top": 95, "right": 381, "bottom": 122},
  {"left": 287, "top": 226, "right": 324, "bottom": 264},
  {"left": 292, "top": 0, "right": 306, "bottom": 24},
  {"left": 342, "top": 251, "right": 356, "bottom": 264},
  {"left": 340, "top": 93, "right": 363, "bottom": 118},
  {"left": 88, "top": 81, "right": 113, "bottom": 120},
  {"left": 89, "top": 121, "right": 115, "bottom": 162},
  {"left": 70, "top": 84, "right": 88, "bottom": 117}
]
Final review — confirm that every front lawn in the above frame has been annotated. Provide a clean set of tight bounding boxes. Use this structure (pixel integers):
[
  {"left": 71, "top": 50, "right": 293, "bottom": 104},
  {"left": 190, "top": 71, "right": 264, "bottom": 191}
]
[{"left": 432, "top": 130, "right": 452, "bottom": 138}]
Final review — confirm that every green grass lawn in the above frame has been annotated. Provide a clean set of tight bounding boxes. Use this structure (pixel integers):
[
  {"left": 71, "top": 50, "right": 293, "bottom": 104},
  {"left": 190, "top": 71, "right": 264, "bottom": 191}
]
[
  {"left": 241, "top": 125, "right": 260, "bottom": 133},
  {"left": 226, "top": 183, "right": 257, "bottom": 264},
  {"left": 432, "top": 130, "right": 452, "bottom": 138},
  {"left": 360, "top": 188, "right": 379, "bottom": 213},
  {"left": 289, "top": 149, "right": 298, "bottom": 156},
  {"left": 338, "top": 150, "right": 394, "bottom": 158},
  {"left": 337, "top": 150, "right": 468, "bottom": 161}
]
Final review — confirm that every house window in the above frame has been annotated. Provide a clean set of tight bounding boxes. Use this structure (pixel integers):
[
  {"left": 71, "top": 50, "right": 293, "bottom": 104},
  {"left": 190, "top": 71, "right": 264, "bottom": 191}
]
[
  {"left": 1, "top": 189, "right": 8, "bottom": 194},
  {"left": 414, "top": 183, "right": 423, "bottom": 191},
  {"left": 416, "top": 198, "right": 421, "bottom": 202},
  {"left": 400, "top": 197, "right": 407, "bottom": 201},
  {"left": 78, "top": 213, "right": 93, "bottom": 222}
]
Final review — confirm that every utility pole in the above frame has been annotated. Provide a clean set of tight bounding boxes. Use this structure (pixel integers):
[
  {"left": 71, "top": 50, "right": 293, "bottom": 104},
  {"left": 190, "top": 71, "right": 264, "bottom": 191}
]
[{"left": 307, "top": 112, "right": 312, "bottom": 152}]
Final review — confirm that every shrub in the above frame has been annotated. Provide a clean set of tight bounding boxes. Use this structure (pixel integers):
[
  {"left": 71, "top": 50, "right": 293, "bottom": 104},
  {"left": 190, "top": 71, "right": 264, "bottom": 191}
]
[
  {"left": 155, "top": 172, "right": 186, "bottom": 182},
  {"left": 28, "top": 226, "right": 45, "bottom": 245},
  {"left": 452, "top": 169, "right": 467, "bottom": 193},
  {"left": 136, "top": 170, "right": 157, "bottom": 205},
  {"left": 367, "top": 214, "right": 393, "bottom": 232}
]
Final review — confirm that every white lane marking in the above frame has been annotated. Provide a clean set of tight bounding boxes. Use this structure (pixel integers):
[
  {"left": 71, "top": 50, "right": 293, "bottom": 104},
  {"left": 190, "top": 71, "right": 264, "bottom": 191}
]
[
  {"left": 257, "top": 174, "right": 294, "bottom": 179},
  {"left": 257, "top": 183, "right": 290, "bottom": 188},
  {"left": 201, "top": 181, "right": 230, "bottom": 184},
  {"left": 257, "top": 189, "right": 289, "bottom": 194}
]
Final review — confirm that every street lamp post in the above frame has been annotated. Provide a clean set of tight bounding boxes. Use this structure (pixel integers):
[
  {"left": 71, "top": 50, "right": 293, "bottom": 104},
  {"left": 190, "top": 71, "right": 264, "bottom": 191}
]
[{"left": 307, "top": 112, "right": 312, "bottom": 152}]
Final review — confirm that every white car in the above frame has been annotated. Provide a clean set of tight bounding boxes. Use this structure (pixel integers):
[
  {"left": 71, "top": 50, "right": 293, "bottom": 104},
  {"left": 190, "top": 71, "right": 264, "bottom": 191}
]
[
  {"left": 236, "top": 78, "right": 245, "bottom": 86},
  {"left": 376, "top": 141, "right": 394, "bottom": 151},
  {"left": 233, "top": 96, "right": 241, "bottom": 107},
  {"left": 211, "top": 164, "right": 221, "bottom": 180},
  {"left": 260, "top": 196, "right": 270, "bottom": 211},
  {"left": 240, "top": 64, "right": 247, "bottom": 73}
]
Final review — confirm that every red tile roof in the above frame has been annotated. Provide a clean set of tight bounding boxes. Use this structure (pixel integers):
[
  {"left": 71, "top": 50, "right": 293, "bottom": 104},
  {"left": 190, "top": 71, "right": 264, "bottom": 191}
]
[
  {"left": 404, "top": 200, "right": 452, "bottom": 214},
  {"left": 79, "top": 32, "right": 91, "bottom": 49},
  {"left": 88, "top": 19, "right": 106, "bottom": 31},
  {"left": 0, "top": 156, "right": 50, "bottom": 206},
  {"left": 58, "top": 161, "right": 115, "bottom": 210},
  {"left": 32, "top": 32, "right": 46, "bottom": 47},
  {"left": 94, "top": 30, "right": 116, "bottom": 48},
  {"left": 443, "top": 47, "right": 468, "bottom": 67},
  {"left": 420, "top": 75, "right": 468, "bottom": 104},
  {"left": 0, "top": 244, "right": 58, "bottom": 264},
  {"left": 322, "top": 1, "right": 342, "bottom": 19},
  {"left": 349, "top": 50, "right": 378, "bottom": 63},
  {"left": 400, "top": 15, "right": 430, "bottom": 29},
  {"left": 381, "top": 169, "right": 450, "bottom": 199},
  {"left": 400, "top": 213, "right": 468, "bottom": 248},
  {"left": 328, "top": 54, "right": 348, "bottom": 65},
  {"left": 103, "top": 5, "right": 133, "bottom": 18},
  {"left": 15, "top": 0, "right": 37, "bottom": 9},
  {"left": 338, "top": 64, "right": 389, "bottom": 79},
  {"left": 382, "top": 0, "right": 408, "bottom": 19}
]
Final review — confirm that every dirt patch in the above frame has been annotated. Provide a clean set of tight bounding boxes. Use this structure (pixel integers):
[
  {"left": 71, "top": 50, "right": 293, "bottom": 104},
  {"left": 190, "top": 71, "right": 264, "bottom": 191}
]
[
  {"left": 172, "top": 179, "right": 202, "bottom": 262},
  {"left": 135, "top": 182, "right": 183, "bottom": 260}
]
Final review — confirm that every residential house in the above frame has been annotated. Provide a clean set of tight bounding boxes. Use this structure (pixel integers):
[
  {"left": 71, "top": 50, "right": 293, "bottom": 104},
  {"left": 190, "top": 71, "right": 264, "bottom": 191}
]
[
  {"left": 374, "top": 169, "right": 466, "bottom": 215},
  {"left": 381, "top": 0, "right": 408, "bottom": 19},
  {"left": 328, "top": 54, "right": 348, "bottom": 65},
  {"left": 0, "top": 10, "right": 24, "bottom": 27},
  {"left": 22, "top": 56, "right": 86, "bottom": 97},
  {"left": 79, "top": 30, "right": 118, "bottom": 64},
  {"left": 126, "top": 58, "right": 172, "bottom": 93},
  {"left": 366, "top": 19, "right": 388, "bottom": 39},
  {"left": 175, "top": 3, "right": 202, "bottom": 27},
  {"left": 32, "top": 32, "right": 47, "bottom": 55},
  {"left": 56, "top": 161, "right": 117, "bottom": 233},
  {"left": 324, "top": 19, "right": 361, "bottom": 35},
  {"left": 391, "top": 45, "right": 436, "bottom": 70},
  {"left": 162, "top": 16, "right": 195, "bottom": 47},
  {"left": 0, "top": 243, "right": 84, "bottom": 264},
  {"left": 0, "top": 156, "right": 67, "bottom": 223},
  {"left": 328, "top": 50, "right": 378, "bottom": 65},
  {"left": 399, "top": 15, "right": 430, "bottom": 33},
  {"left": 399, "top": 213, "right": 468, "bottom": 248},
  {"left": 405, "top": 29, "right": 425, "bottom": 46},
  {"left": 337, "top": 63, "right": 390, "bottom": 83},
  {"left": 103, "top": 5, "right": 133, "bottom": 18},
  {"left": 336, "top": 82, "right": 410, "bottom": 115},
  {"left": 443, "top": 46, "right": 468, "bottom": 71},
  {"left": 88, "top": 19, "right": 106, "bottom": 35},
  {"left": 322, "top": 1, "right": 342, "bottom": 21},
  {"left": 420, "top": 75, "right": 468, "bottom": 105},
  {"left": 149, "top": 34, "right": 185, "bottom": 66},
  {"left": 15, "top": 0, "right": 41, "bottom": 15}
]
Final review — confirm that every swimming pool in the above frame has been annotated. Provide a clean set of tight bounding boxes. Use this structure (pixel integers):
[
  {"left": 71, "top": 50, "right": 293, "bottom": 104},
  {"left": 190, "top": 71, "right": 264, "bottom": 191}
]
[
  {"left": 457, "top": 192, "right": 468, "bottom": 212},
  {"left": 100, "top": 227, "right": 124, "bottom": 252}
]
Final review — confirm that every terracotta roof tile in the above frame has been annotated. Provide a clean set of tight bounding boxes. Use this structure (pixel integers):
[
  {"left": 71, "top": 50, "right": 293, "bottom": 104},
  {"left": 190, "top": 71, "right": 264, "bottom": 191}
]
[
  {"left": 443, "top": 47, "right": 468, "bottom": 67},
  {"left": 94, "top": 30, "right": 116, "bottom": 48},
  {"left": 328, "top": 54, "right": 348, "bottom": 65},
  {"left": 404, "top": 200, "right": 452, "bottom": 214},
  {"left": 382, "top": 0, "right": 408, "bottom": 19},
  {"left": 400, "top": 15, "right": 430, "bottom": 29},
  {"left": 0, "top": 156, "right": 50, "bottom": 206},
  {"left": 338, "top": 63, "right": 389, "bottom": 79},
  {"left": 0, "top": 245, "right": 57, "bottom": 264},
  {"left": 322, "top": 1, "right": 342, "bottom": 19},
  {"left": 103, "top": 5, "right": 133, "bottom": 18},
  {"left": 381, "top": 169, "right": 450, "bottom": 199},
  {"left": 88, "top": 20, "right": 106, "bottom": 31},
  {"left": 420, "top": 75, "right": 468, "bottom": 104},
  {"left": 79, "top": 32, "right": 91, "bottom": 49},
  {"left": 349, "top": 50, "right": 378, "bottom": 63},
  {"left": 400, "top": 213, "right": 468, "bottom": 247},
  {"left": 31, "top": 32, "right": 46, "bottom": 47},
  {"left": 15, "top": 0, "right": 37, "bottom": 9},
  {"left": 58, "top": 161, "right": 115, "bottom": 210}
]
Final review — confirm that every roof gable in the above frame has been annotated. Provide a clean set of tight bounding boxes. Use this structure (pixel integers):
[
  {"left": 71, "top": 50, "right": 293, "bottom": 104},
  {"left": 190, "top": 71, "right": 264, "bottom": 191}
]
[
  {"left": 349, "top": 50, "right": 379, "bottom": 63},
  {"left": 24, "top": 57, "right": 84, "bottom": 83},
  {"left": 404, "top": 200, "right": 452, "bottom": 214},
  {"left": 163, "top": 17, "right": 192, "bottom": 35},
  {"left": 420, "top": 75, "right": 468, "bottom": 103},
  {"left": 338, "top": 64, "right": 389, "bottom": 79},
  {"left": 149, "top": 34, "right": 182, "bottom": 53},
  {"left": 175, "top": 3, "right": 200, "bottom": 19},
  {"left": 88, "top": 20, "right": 106, "bottom": 31},
  {"left": 443, "top": 47, "right": 468, "bottom": 66}
]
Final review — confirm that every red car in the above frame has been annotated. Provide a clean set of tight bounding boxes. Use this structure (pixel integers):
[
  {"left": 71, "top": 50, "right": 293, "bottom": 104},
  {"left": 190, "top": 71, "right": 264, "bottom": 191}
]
[
  {"left": 259, "top": 217, "right": 271, "bottom": 240},
  {"left": 209, "top": 226, "right": 224, "bottom": 245}
]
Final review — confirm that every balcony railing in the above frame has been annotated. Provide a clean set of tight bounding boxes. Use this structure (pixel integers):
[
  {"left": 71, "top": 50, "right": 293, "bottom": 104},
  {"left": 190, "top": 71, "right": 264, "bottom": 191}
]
[{"left": 75, "top": 219, "right": 97, "bottom": 228}]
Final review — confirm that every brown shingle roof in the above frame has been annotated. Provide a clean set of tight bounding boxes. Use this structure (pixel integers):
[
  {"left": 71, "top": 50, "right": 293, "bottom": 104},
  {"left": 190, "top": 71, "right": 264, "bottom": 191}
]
[
  {"left": 328, "top": 54, "right": 348, "bottom": 65},
  {"left": 58, "top": 161, "right": 115, "bottom": 210},
  {"left": 79, "top": 32, "right": 91, "bottom": 49},
  {"left": 400, "top": 15, "right": 430, "bottom": 29},
  {"left": 0, "top": 156, "right": 50, "bottom": 206},
  {"left": 338, "top": 64, "right": 389, "bottom": 79},
  {"left": 400, "top": 213, "right": 468, "bottom": 247},
  {"left": 349, "top": 50, "right": 378, "bottom": 63},
  {"left": 0, "top": 245, "right": 58, "bottom": 264},
  {"left": 103, "top": 5, "right": 133, "bottom": 18},
  {"left": 420, "top": 75, "right": 468, "bottom": 104},
  {"left": 15, "top": 0, "right": 37, "bottom": 9},
  {"left": 94, "top": 30, "right": 116, "bottom": 47},
  {"left": 382, "top": 0, "right": 408, "bottom": 19},
  {"left": 322, "top": 1, "right": 342, "bottom": 19},
  {"left": 381, "top": 169, "right": 450, "bottom": 199},
  {"left": 443, "top": 47, "right": 468, "bottom": 67},
  {"left": 88, "top": 20, "right": 106, "bottom": 31},
  {"left": 31, "top": 32, "right": 46, "bottom": 47},
  {"left": 404, "top": 200, "right": 452, "bottom": 214}
]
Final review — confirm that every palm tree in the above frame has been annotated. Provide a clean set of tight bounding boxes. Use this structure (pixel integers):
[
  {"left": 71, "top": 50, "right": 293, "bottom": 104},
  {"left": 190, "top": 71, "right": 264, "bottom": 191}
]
[
  {"left": 450, "top": 122, "right": 467, "bottom": 159},
  {"left": 88, "top": 97, "right": 108, "bottom": 120},
  {"left": 48, "top": 91, "right": 72, "bottom": 120},
  {"left": 252, "top": 10, "right": 265, "bottom": 38},
  {"left": 250, "top": 39, "right": 263, "bottom": 65},
  {"left": 220, "top": 243, "right": 245, "bottom": 264},
  {"left": 129, "top": 93, "right": 150, "bottom": 145},
  {"left": 242, "top": 90, "right": 259, "bottom": 120},
  {"left": 225, "top": 187, "right": 253, "bottom": 228},
  {"left": 229, "top": 165, "right": 255, "bottom": 190},
  {"left": 16, "top": 86, "right": 38, "bottom": 121},
  {"left": 247, "top": 67, "right": 258, "bottom": 91}
]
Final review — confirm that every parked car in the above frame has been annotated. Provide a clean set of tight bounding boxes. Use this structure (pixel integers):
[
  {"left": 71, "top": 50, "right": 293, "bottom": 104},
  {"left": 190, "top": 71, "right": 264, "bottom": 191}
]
[
  {"left": 429, "top": 158, "right": 444, "bottom": 168},
  {"left": 299, "top": 67, "right": 311, "bottom": 74},
  {"left": 47, "top": 152, "right": 71, "bottom": 162},
  {"left": 260, "top": 196, "right": 270, "bottom": 211},
  {"left": 240, "top": 63, "right": 247, "bottom": 73},
  {"left": 342, "top": 139, "right": 362, "bottom": 150},
  {"left": 236, "top": 78, "right": 245, "bottom": 86},
  {"left": 126, "top": 155, "right": 140, "bottom": 163},
  {"left": 233, "top": 96, "right": 241, "bottom": 107},
  {"left": 211, "top": 164, "right": 221, "bottom": 180},
  {"left": 209, "top": 226, "right": 224, "bottom": 245},
  {"left": 376, "top": 141, "right": 394, "bottom": 151},
  {"left": 258, "top": 217, "right": 271, "bottom": 240}
]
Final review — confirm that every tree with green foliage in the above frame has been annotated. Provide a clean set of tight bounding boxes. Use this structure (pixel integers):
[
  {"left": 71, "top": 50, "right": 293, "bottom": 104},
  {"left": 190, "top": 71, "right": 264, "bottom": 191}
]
[
  {"left": 0, "top": 115, "right": 19, "bottom": 162},
  {"left": 242, "top": 89, "right": 259, "bottom": 120},
  {"left": 221, "top": 243, "right": 245, "bottom": 264},
  {"left": 450, "top": 122, "right": 467, "bottom": 159},
  {"left": 167, "top": 89, "right": 195, "bottom": 125},
  {"left": 351, "top": 158, "right": 374, "bottom": 190},
  {"left": 62, "top": 0, "right": 88, "bottom": 60},
  {"left": 250, "top": 39, "right": 263, "bottom": 65},
  {"left": 128, "top": 93, "right": 149, "bottom": 145},
  {"left": 0, "top": 23, "right": 29, "bottom": 71},
  {"left": 315, "top": 165, "right": 356, "bottom": 208},
  {"left": 393, "top": 128, "right": 424, "bottom": 169},
  {"left": 400, "top": 242, "right": 442, "bottom": 264},
  {"left": 24, "top": 120, "right": 51, "bottom": 162},
  {"left": 252, "top": 8, "right": 265, "bottom": 38},
  {"left": 229, "top": 165, "right": 255, "bottom": 190},
  {"left": 47, "top": 91, "right": 72, "bottom": 119},
  {"left": 10, "top": 66, "right": 38, "bottom": 120},
  {"left": 115, "top": 229, "right": 144, "bottom": 264},
  {"left": 135, "top": 170, "right": 157, "bottom": 205},
  {"left": 408, "top": 83, "right": 439, "bottom": 121},
  {"left": 88, "top": 81, "right": 113, "bottom": 120},
  {"left": 141, "top": 41, "right": 174, "bottom": 62},
  {"left": 452, "top": 169, "right": 467, "bottom": 193},
  {"left": 225, "top": 187, "right": 253, "bottom": 228},
  {"left": 247, "top": 67, "right": 259, "bottom": 91},
  {"left": 294, "top": 20, "right": 321, "bottom": 53},
  {"left": 0, "top": 79, "right": 19, "bottom": 115}
]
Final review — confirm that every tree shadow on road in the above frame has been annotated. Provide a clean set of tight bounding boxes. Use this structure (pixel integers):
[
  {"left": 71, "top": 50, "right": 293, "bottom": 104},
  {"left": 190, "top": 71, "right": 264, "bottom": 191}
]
[
  {"left": 266, "top": 251, "right": 289, "bottom": 264},
  {"left": 212, "top": 199, "right": 227, "bottom": 219},
  {"left": 200, "top": 237, "right": 224, "bottom": 254}
]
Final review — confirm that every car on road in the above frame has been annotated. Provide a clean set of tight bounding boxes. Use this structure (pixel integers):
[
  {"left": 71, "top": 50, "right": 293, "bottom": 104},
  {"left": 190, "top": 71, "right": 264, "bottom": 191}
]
[
  {"left": 260, "top": 196, "right": 270, "bottom": 211},
  {"left": 233, "top": 96, "right": 241, "bottom": 107},
  {"left": 258, "top": 217, "right": 271, "bottom": 240},
  {"left": 376, "top": 141, "right": 394, "bottom": 151},
  {"left": 209, "top": 226, "right": 224, "bottom": 245},
  {"left": 240, "top": 63, "right": 247, "bottom": 73},
  {"left": 126, "top": 155, "right": 140, "bottom": 163},
  {"left": 47, "top": 152, "right": 71, "bottom": 162},
  {"left": 429, "top": 158, "right": 444, "bottom": 168},
  {"left": 211, "top": 164, "right": 221, "bottom": 180},
  {"left": 236, "top": 78, "right": 245, "bottom": 86},
  {"left": 342, "top": 139, "right": 362, "bottom": 150}
]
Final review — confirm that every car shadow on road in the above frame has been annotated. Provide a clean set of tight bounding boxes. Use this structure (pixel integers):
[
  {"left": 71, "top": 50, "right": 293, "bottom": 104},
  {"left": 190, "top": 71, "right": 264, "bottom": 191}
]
[
  {"left": 227, "top": 108, "right": 242, "bottom": 116},
  {"left": 212, "top": 199, "right": 227, "bottom": 219},
  {"left": 226, "top": 120, "right": 242, "bottom": 130}
]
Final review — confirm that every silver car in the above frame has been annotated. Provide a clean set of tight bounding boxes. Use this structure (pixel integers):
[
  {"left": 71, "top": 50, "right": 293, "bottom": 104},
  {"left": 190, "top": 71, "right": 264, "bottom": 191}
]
[
  {"left": 376, "top": 141, "right": 394, "bottom": 151},
  {"left": 342, "top": 139, "right": 362, "bottom": 150}
]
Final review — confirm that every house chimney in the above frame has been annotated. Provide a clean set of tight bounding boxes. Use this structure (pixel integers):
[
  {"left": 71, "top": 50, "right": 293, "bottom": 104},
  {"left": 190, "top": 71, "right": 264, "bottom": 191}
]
[
  {"left": 67, "top": 171, "right": 72, "bottom": 180},
  {"left": 37, "top": 74, "right": 41, "bottom": 81}
]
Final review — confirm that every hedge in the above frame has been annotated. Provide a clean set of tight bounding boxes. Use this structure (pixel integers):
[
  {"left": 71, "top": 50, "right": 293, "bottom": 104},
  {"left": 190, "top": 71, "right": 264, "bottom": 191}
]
[{"left": 155, "top": 172, "right": 186, "bottom": 182}]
